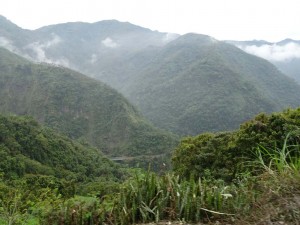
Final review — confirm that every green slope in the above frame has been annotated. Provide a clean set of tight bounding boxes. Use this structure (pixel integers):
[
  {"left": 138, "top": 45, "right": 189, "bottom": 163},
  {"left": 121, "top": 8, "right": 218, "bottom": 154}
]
[
  {"left": 0, "top": 15, "right": 32, "bottom": 50},
  {"left": 0, "top": 114, "right": 124, "bottom": 181},
  {"left": 0, "top": 16, "right": 177, "bottom": 89},
  {"left": 172, "top": 107, "right": 300, "bottom": 181},
  {"left": 124, "top": 34, "right": 300, "bottom": 135},
  {"left": 2, "top": 17, "right": 299, "bottom": 137},
  {"left": 0, "top": 48, "right": 177, "bottom": 157}
]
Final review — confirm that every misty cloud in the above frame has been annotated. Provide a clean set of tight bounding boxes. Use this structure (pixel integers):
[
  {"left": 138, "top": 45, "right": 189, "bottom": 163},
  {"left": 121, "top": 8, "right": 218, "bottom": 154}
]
[
  {"left": 25, "top": 33, "right": 62, "bottom": 55},
  {"left": 24, "top": 33, "right": 68, "bottom": 66},
  {"left": 25, "top": 42, "right": 48, "bottom": 61},
  {"left": 162, "top": 33, "right": 179, "bottom": 43},
  {"left": 238, "top": 43, "right": 300, "bottom": 61},
  {"left": 0, "top": 36, "right": 19, "bottom": 52},
  {"left": 43, "top": 33, "right": 62, "bottom": 48},
  {"left": 89, "top": 54, "right": 98, "bottom": 64},
  {"left": 101, "top": 37, "right": 118, "bottom": 48}
]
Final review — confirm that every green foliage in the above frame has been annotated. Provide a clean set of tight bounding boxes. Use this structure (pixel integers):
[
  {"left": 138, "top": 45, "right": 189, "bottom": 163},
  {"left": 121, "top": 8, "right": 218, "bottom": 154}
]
[
  {"left": 232, "top": 140, "right": 300, "bottom": 224},
  {"left": 103, "top": 133, "right": 300, "bottom": 224},
  {"left": 42, "top": 171, "right": 243, "bottom": 225},
  {"left": 0, "top": 113, "right": 130, "bottom": 224},
  {"left": 123, "top": 34, "right": 300, "bottom": 136},
  {"left": 1, "top": 20, "right": 300, "bottom": 224},
  {"left": 38, "top": 196, "right": 102, "bottom": 225},
  {"left": 0, "top": 114, "right": 127, "bottom": 183},
  {"left": 98, "top": 171, "right": 258, "bottom": 224},
  {"left": 0, "top": 176, "right": 65, "bottom": 225},
  {"left": 1, "top": 110, "right": 299, "bottom": 224},
  {"left": 172, "top": 108, "right": 300, "bottom": 181},
  {"left": 255, "top": 130, "right": 300, "bottom": 175},
  {"left": 172, "top": 132, "right": 239, "bottom": 181},
  {"left": 3, "top": 20, "right": 300, "bottom": 138},
  {"left": 0, "top": 47, "right": 178, "bottom": 159}
]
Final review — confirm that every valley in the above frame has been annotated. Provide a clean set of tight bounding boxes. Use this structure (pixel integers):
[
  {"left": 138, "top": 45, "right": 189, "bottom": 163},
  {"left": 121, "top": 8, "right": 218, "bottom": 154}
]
[
  {"left": 0, "top": 15, "right": 299, "bottom": 225},
  {"left": 1, "top": 15, "right": 300, "bottom": 136}
]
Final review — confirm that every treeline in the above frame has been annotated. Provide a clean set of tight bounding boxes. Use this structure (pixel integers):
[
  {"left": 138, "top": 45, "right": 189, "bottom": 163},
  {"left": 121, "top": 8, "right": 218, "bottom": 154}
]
[
  {"left": 172, "top": 107, "right": 300, "bottom": 181},
  {"left": 1, "top": 108, "right": 300, "bottom": 224},
  {"left": 0, "top": 114, "right": 126, "bottom": 182},
  {"left": 0, "top": 48, "right": 178, "bottom": 159},
  {"left": 0, "top": 114, "right": 128, "bottom": 224}
]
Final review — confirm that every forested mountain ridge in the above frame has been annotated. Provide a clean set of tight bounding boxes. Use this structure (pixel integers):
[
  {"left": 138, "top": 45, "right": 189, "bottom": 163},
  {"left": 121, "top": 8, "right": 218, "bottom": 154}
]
[
  {"left": 0, "top": 114, "right": 125, "bottom": 181},
  {"left": 0, "top": 47, "right": 177, "bottom": 158},
  {"left": 123, "top": 33, "right": 300, "bottom": 135},
  {"left": 0, "top": 15, "right": 180, "bottom": 88},
  {"left": 1, "top": 15, "right": 300, "bottom": 225},
  {"left": 1, "top": 16, "right": 300, "bottom": 136},
  {"left": 0, "top": 15, "right": 31, "bottom": 45},
  {"left": 0, "top": 15, "right": 178, "bottom": 79}
]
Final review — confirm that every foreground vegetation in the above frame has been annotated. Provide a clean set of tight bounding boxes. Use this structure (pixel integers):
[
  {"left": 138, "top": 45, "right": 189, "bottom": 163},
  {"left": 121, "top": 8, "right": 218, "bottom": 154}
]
[
  {"left": 2, "top": 144, "right": 298, "bottom": 225},
  {"left": 1, "top": 109, "right": 300, "bottom": 224}
]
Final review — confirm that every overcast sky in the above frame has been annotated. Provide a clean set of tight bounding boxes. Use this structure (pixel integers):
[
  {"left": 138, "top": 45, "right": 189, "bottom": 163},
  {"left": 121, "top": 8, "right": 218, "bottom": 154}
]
[{"left": 1, "top": 0, "right": 299, "bottom": 42}]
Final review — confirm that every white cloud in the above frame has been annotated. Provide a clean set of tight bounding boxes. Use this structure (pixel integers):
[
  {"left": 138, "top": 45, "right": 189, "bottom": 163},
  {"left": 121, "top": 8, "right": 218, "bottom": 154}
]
[
  {"left": 0, "top": 36, "right": 18, "bottom": 52},
  {"left": 101, "top": 37, "right": 118, "bottom": 48},
  {"left": 0, "top": 34, "right": 69, "bottom": 66},
  {"left": 238, "top": 43, "right": 300, "bottom": 61},
  {"left": 23, "top": 33, "right": 68, "bottom": 66},
  {"left": 89, "top": 54, "right": 98, "bottom": 64},
  {"left": 24, "top": 33, "right": 61, "bottom": 57},
  {"left": 25, "top": 42, "right": 48, "bottom": 61},
  {"left": 43, "top": 33, "right": 62, "bottom": 48},
  {"left": 162, "top": 33, "right": 179, "bottom": 43}
]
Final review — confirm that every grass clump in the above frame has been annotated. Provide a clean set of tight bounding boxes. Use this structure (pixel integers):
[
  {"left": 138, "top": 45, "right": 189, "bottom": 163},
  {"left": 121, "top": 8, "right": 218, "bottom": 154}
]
[{"left": 103, "top": 171, "right": 247, "bottom": 224}]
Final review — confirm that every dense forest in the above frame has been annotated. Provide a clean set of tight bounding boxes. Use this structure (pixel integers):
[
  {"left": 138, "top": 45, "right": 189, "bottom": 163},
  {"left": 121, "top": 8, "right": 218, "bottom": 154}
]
[
  {"left": 0, "top": 113, "right": 127, "bottom": 186},
  {"left": 1, "top": 108, "right": 299, "bottom": 224},
  {"left": 0, "top": 16, "right": 299, "bottom": 225},
  {"left": 0, "top": 114, "right": 127, "bottom": 224},
  {"left": 1, "top": 16, "right": 300, "bottom": 136},
  {"left": 0, "top": 47, "right": 177, "bottom": 164}
]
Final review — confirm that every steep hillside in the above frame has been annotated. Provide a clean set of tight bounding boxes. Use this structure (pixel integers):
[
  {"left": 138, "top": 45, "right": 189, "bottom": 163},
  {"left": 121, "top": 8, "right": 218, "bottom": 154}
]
[
  {"left": 0, "top": 16, "right": 179, "bottom": 88},
  {"left": 0, "top": 48, "right": 177, "bottom": 157},
  {"left": 0, "top": 114, "right": 124, "bottom": 181},
  {"left": 123, "top": 34, "right": 300, "bottom": 135},
  {"left": 1, "top": 16, "right": 300, "bottom": 136},
  {"left": 0, "top": 15, "right": 34, "bottom": 58}
]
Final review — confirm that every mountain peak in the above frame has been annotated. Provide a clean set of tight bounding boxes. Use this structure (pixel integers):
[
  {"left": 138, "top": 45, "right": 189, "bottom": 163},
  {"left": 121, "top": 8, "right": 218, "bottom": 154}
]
[
  {"left": 277, "top": 38, "right": 300, "bottom": 45},
  {"left": 167, "top": 33, "right": 218, "bottom": 47},
  {"left": 0, "top": 15, "right": 9, "bottom": 22},
  {"left": 180, "top": 33, "right": 216, "bottom": 41},
  {"left": 0, "top": 15, "right": 21, "bottom": 29}
]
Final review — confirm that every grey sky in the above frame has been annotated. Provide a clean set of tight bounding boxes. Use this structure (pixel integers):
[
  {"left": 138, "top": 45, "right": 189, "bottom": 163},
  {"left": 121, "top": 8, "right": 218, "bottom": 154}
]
[{"left": 1, "top": 0, "right": 299, "bottom": 41}]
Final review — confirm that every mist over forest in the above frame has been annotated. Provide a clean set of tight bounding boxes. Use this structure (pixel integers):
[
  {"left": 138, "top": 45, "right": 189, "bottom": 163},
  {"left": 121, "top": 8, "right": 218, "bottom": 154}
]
[{"left": 0, "top": 15, "right": 300, "bottom": 225}]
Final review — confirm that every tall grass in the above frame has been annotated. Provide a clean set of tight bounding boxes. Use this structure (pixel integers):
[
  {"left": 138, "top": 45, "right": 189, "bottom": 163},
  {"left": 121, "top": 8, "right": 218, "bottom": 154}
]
[
  {"left": 255, "top": 130, "right": 300, "bottom": 175},
  {"left": 109, "top": 132, "right": 300, "bottom": 224},
  {"left": 37, "top": 132, "right": 300, "bottom": 225},
  {"left": 108, "top": 171, "right": 238, "bottom": 224}
]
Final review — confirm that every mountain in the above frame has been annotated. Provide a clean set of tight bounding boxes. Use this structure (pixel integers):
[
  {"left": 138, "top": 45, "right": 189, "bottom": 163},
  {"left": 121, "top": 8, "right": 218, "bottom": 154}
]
[
  {"left": 0, "top": 16, "right": 32, "bottom": 52},
  {"left": 120, "top": 34, "right": 300, "bottom": 135},
  {"left": 0, "top": 16, "right": 179, "bottom": 87},
  {"left": 0, "top": 113, "right": 124, "bottom": 181},
  {"left": 229, "top": 39, "right": 300, "bottom": 83},
  {"left": 0, "top": 47, "right": 177, "bottom": 158},
  {"left": 1, "top": 16, "right": 300, "bottom": 136}
]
